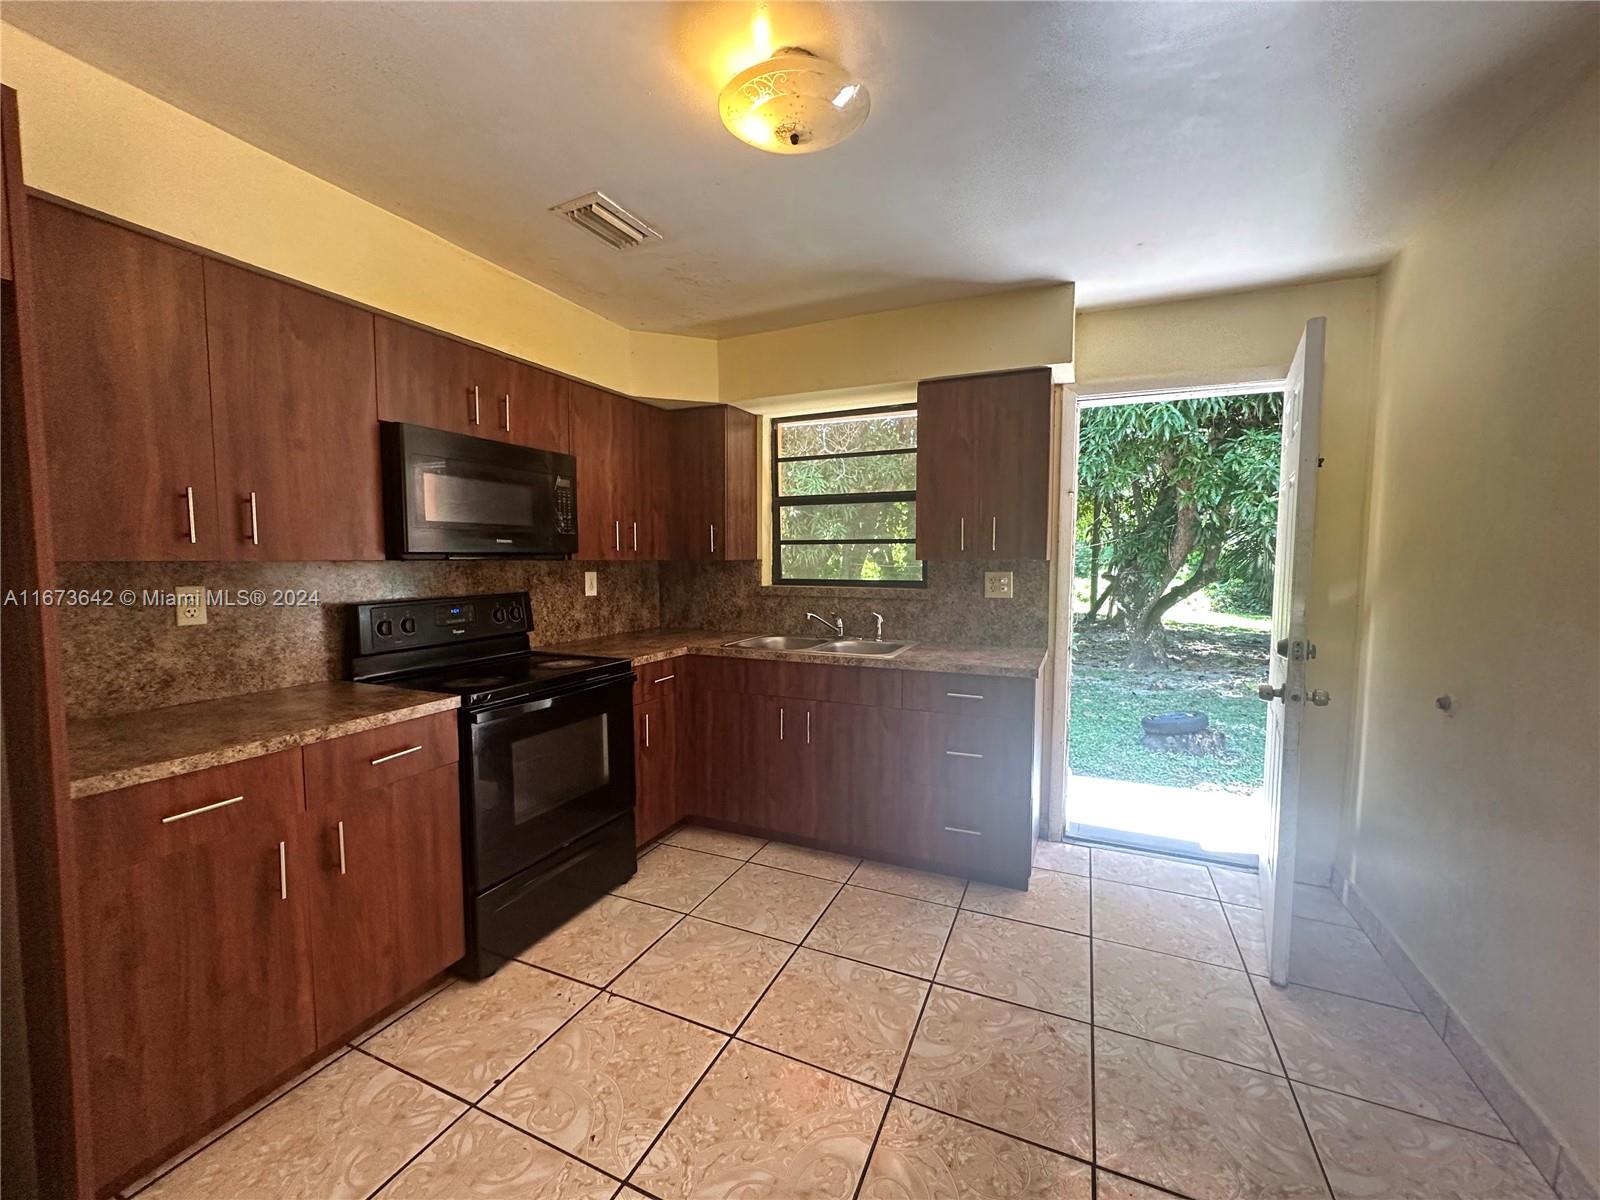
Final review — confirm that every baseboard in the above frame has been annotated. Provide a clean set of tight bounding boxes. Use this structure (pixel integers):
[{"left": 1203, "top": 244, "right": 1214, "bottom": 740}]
[{"left": 1331, "top": 863, "right": 1597, "bottom": 1199}]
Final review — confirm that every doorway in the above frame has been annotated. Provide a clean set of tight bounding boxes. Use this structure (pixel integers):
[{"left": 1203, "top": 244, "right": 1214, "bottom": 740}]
[{"left": 1062, "top": 386, "right": 1286, "bottom": 865}]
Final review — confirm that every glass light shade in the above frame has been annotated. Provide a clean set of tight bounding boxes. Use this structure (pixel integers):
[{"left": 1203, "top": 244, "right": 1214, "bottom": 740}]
[{"left": 718, "top": 47, "right": 870, "bottom": 154}]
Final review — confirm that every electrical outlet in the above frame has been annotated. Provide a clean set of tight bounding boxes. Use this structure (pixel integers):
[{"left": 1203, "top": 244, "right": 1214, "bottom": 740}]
[
  {"left": 584, "top": 571, "right": 598, "bottom": 598},
  {"left": 984, "top": 571, "right": 1014, "bottom": 600},
  {"left": 175, "top": 586, "right": 206, "bottom": 626}
]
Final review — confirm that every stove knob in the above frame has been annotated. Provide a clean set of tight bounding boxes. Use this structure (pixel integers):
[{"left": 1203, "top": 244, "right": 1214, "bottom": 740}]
[
  {"left": 400, "top": 616, "right": 417, "bottom": 636},
  {"left": 375, "top": 618, "right": 394, "bottom": 639},
  {"left": 492, "top": 606, "right": 506, "bottom": 625},
  {"left": 509, "top": 604, "right": 523, "bottom": 623}
]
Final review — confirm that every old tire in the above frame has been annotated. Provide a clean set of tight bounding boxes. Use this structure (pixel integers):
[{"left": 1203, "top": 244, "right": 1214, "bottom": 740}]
[{"left": 1141, "top": 710, "right": 1210, "bottom": 736}]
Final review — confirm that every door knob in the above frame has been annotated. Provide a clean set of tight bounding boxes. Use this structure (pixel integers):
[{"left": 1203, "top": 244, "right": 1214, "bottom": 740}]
[
  {"left": 1309, "top": 689, "right": 1331, "bottom": 707},
  {"left": 1257, "top": 683, "right": 1284, "bottom": 701}
]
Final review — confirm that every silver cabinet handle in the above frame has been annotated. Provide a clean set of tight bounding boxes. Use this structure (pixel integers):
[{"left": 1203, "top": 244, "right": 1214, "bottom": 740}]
[
  {"left": 632, "top": 521, "right": 638, "bottom": 552},
  {"left": 992, "top": 516, "right": 997, "bottom": 552},
  {"left": 943, "top": 825, "right": 983, "bottom": 837},
  {"left": 615, "top": 520, "right": 621, "bottom": 552},
  {"left": 249, "top": 491, "right": 260, "bottom": 546},
  {"left": 278, "top": 840, "right": 288, "bottom": 900},
  {"left": 161, "top": 794, "right": 244, "bottom": 824},
  {"left": 960, "top": 516, "right": 966, "bottom": 552},
  {"left": 501, "top": 393, "right": 511, "bottom": 433},
  {"left": 779, "top": 706, "right": 785, "bottom": 741},
  {"left": 946, "top": 692, "right": 984, "bottom": 701},
  {"left": 945, "top": 749, "right": 985, "bottom": 759},
  {"left": 806, "top": 709, "right": 812, "bottom": 745},
  {"left": 710, "top": 524, "right": 716, "bottom": 555},
  {"left": 185, "top": 486, "right": 197, "bottom": 545},
  {"left": 471, "top": 384, "right": 481, "bottom": 425},
  {"left": 337, "top": 819, "right": 346, "bottom": 876},
  {"left": 652, "top": 674, "right": 676, "bottom": 684},
  {"left": 370, "top": 744, "right": 422, "bottom": 766},
  {"left": 644, "top": 712, "right": 651, "bottom": 748}
]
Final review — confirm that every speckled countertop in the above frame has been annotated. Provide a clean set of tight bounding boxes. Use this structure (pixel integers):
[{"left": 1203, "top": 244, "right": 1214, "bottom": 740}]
[
  {"left": 538, "top": 628, "right": 1047, "bottom": 679},
  {"left": 68, "top": 682, "right": 460, "bottom": 799}
]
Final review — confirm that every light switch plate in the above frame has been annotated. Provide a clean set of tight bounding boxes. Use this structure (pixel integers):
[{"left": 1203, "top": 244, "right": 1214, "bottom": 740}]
[
  {"left": 584, "top": 571, "right": 599, "bottom": 598},
  {"left": 175, "top": 586, "right": 206, "bottom": 626},
  {"left": 984, "top": 571, "right": 1014, "bottom": 600}
]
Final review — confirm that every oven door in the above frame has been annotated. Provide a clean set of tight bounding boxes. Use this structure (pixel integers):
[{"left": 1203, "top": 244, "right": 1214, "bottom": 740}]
[
  {"left": 382, "top": 421, "right": 577, "bottom": 558},
  {"left": 466, "top": 675, "right": 635, "bottom": 892}
]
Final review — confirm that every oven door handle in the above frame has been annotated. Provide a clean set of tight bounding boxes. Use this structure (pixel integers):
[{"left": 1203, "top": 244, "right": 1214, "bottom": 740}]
[{"left": 467, "top": 674, "right": 634, "bottom": 725}]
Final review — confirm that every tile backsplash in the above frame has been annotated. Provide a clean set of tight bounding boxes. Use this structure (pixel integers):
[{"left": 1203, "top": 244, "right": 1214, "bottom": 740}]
[
  {"left": 57, "top": 560, "right": 659, "bottom": 719},
  {"left": 57, "top": 557, "right": 1050, "bottom": 720}
]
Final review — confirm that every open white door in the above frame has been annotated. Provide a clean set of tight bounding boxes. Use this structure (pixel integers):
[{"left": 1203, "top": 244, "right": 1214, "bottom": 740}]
[{"left": 1259, "top": 318, "right": 1327, "bottom": 985}]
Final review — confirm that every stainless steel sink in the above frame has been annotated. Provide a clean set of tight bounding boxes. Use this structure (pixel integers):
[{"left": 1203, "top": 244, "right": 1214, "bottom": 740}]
[
  {"left": 812, "top": 639, "right": 914, "bottom": 657},
  {"left": 723, "top": 635, "right": 830, "bottom": 651}
]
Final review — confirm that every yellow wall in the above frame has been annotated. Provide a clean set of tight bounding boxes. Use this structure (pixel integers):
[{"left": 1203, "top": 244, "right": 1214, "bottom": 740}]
[
  {"left": 717, "top": 284, "right": 1075, "bottom": 405},
  {"left": 1349, "top": 68, "right": 1598, "bottom": 1184},
  {"left": 0, "top": 28, "right": 1071, "bottom": 405},
  {"left": 1074, "top": 275, "right": 1380, "bottom": 885}
]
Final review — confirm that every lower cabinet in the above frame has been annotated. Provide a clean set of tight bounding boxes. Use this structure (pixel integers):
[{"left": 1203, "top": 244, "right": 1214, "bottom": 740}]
[
  {"left": 304, "top": 763, "right": 464, "bottom": 1042},
  {"left": 680, "top": 661, "right": 1038, "bottom": 885},
  {"left": 74, "top": 721, "right": 464, "bottom": 1191}
]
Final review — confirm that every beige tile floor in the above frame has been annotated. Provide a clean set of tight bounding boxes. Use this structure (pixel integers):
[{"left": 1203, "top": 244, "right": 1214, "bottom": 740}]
[{"left": 124, "top": 829, "right": 1556, "bottom": 1200}]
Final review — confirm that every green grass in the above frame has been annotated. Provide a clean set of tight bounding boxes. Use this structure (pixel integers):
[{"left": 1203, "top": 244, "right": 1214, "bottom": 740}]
[{"left": 1069, "top": 665, "right": 1266, "bottom": 791}]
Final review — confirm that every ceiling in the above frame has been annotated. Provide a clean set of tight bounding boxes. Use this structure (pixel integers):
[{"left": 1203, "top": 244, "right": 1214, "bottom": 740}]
[{"left": 4, "top": 2, "right": 1595, "bottom": 337}]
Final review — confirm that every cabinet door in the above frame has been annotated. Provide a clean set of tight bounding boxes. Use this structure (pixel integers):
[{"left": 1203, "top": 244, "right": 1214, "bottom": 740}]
[
  {"left": 504, "top": 359, "right": 570, "bottom": 454},
  {"left": 669, "top": 406, "right": 720, "bottom": 560},
  {"left": 375, "top": 315, "right": 499, "bottom": 438},
  {"left": 79, "top": 819, "right": 315, "bottom": 1186},
  {"left": 570, "top": 381, "right": 624, "bottom": 559},
  {"left": 634, "top": 694, "right": 680, "bottom": 845},
  {"left": 305, "top": 764, "right": 464, "bottom": 1042},
  {"left": 203, "top": 260, "right": 383, "bottom": 561},
  {"left": 813, "top": 700, "right": 909, "bottom": 856},
  {"left": 721, "top": 406, "right": 760, "bottom": 561},
  {"left": 29, "top": 200, "right": 220, "bottom": 560},
  {"left": 914, "top": 378, "right": 979, "bottom": 561},
  {"left": 755, "top": 697, "right": 815, "bottom": 840},
  {"left": 696, "top": 689, "right": 763, "bottom": 827},
  {"left": 975, "top": 368, "right": 1053, "bottom": 559},
  {"left": 635, "top": 402, "right": 671, "bottom": 559}
]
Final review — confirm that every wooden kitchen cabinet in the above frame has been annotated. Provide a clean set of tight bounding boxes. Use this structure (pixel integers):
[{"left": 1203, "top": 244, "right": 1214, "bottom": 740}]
[
  {"left": 505, "top": 358, "right": 571, "bottom": 454},
  {"left": 634, "top": 658, "right": 687, "bottom": 844},
  {"left": 74, "top": 752, "right": 316, "bottom": 1188},
  {"left": 572, "top": 382, "right": 667, "bottom": 559},
  {"left": 304, "top": 763, "right": 464, "bottom": 1043},
  {"left": 375, "top": 314, "right": 509, "bottom": 440},
  {"left": 915, "top": 367, "right": 1053, "bottom": 561},
  {"left": 668, "top": 404, "right": 759, "bottom": 560},
  {"left": 29, "top": 199, "right": 221, "bottom": 561},
  {"left": 203, "top": 259, "right": 384, "bottom": 561}
]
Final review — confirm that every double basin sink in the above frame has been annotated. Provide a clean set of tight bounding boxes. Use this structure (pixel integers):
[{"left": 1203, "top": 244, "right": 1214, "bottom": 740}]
[{"left": 723, "top": 634, "right": 913, "bottom": 658}]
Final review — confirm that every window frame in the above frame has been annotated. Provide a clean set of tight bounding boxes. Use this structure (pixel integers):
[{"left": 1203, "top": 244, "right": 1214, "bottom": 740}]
[{"left": 769, "top": 402, "right": 926, "bottom": 589}]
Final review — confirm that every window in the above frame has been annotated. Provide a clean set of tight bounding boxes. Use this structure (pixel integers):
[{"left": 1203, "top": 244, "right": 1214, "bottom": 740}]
[{"left": 771, "top": 404, "right": 924, "bottom": 587}]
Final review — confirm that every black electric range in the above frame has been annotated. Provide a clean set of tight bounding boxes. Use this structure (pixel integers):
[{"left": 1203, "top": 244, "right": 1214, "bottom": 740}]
[{"left": 349, "top": 591, "right": 637, "bottom": 978}]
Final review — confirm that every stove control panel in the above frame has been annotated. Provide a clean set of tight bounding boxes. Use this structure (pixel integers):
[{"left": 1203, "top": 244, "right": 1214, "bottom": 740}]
[{"left": 352, "top": 591, "right": 531, "bottom": 657}]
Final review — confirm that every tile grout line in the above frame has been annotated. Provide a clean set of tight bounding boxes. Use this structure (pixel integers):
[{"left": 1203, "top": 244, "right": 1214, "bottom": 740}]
[
  {"left": 850, "top": 875, "right": 968, "bottom": 1200},
  {"left": 361, "top": 1106, "right": 472, "bottom": 1200},
  {"left": 1223, "top": 900, "right": 1339, "bottom": 1200}
]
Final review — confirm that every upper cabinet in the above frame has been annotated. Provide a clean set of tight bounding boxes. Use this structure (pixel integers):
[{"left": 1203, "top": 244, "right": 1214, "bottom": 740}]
[
  {"left": 374, "top": 316, "right": 507, "bottom": 440},
  {"left": 570, "top": 383, "right": 673, "bottom": 560},
  {"left": 203, "top": 260, "right": 383, "bottom": 561},
  {"left": 504, "top": 358, "right": 570, "bottom": 454},
  {"left": 915, "top": 368, "right": 1053, "bottom": 560},
  {"left": 29, "top": 200, "right": 220, "bottom": 561},
  {"left": 668, "top": 404, "right": 758, "bottom": 561}
]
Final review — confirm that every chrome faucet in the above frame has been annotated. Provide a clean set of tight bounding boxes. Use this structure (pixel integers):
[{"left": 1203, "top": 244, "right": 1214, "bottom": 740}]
[
  {"left": 871, "top": 611, "right": 885, "bottom": 641},
  {"left": 806, "top": 611, "right": 845, "bottom": 638}
]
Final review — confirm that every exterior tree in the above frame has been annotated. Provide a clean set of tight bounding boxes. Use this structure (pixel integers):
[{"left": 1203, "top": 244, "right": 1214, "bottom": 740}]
[{"left": 1076, "top": 393, "right": 1282, "bottom": 669}]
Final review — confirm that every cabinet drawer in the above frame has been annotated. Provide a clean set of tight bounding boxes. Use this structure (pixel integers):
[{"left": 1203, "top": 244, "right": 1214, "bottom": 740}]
[
  {"left": 901, "top": 671, "right": 1034, "bottom": 720},
  {"left": 691, "top": 654, "right": 902, "bottom": 707},
  {"left": 74, "top": 750, "right": 305, "bottom": 871},
  {"left": 633, "top": 657, "right": 685, "bottom": 706},
  {"left": 303, "top": 712, "right": 458, "bottom": 808}
]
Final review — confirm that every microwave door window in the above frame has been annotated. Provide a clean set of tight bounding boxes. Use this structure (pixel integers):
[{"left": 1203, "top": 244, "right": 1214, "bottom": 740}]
[{"left": 420, "top": 469, "right": 537, "bottom": 529}]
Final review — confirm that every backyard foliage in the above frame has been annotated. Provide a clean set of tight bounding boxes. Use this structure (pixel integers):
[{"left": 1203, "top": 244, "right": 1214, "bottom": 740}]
[{"left": 1077, "top": 393, "right": 1283, "bottom": 667}]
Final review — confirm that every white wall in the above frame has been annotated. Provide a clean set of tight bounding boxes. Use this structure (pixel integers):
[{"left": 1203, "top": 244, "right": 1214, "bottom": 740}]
[{"left": 1348, "top": 67, "right": 1599, "bottom": 1183}]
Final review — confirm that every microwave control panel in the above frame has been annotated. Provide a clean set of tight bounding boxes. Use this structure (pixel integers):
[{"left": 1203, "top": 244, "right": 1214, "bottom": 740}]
[{"left": 554, "top": 476, "right": 576, "bottom": 535}]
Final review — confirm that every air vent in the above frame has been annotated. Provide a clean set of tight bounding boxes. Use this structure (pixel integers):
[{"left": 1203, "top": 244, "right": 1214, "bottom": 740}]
[{"left": 550, "top": 191, "right": 662, "bottom": 249}]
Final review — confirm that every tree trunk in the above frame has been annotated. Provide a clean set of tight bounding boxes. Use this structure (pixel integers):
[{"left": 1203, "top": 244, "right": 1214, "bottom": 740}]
[
  {"left": 1085, "top": 500, "right": 1102, "bottom": 622},
  {"left": 1122, "top": 542, "right": 1222, "bottom": 670}
]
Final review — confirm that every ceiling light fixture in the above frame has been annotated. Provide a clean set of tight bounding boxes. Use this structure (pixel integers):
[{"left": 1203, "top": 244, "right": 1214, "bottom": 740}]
[{"left": 718, "top": 47, "right": 870, "bottom": 154}]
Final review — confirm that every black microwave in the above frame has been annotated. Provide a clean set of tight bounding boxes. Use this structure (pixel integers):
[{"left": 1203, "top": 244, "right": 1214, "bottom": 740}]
[{"left": 380, "top": 421, "right": 578, "bottom": 559}]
